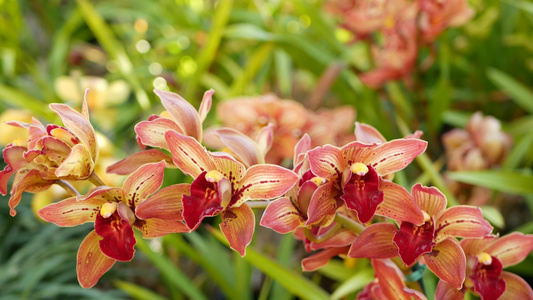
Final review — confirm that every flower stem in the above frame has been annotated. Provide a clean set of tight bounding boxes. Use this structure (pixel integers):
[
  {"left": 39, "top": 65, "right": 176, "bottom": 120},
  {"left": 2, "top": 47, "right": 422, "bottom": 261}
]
[
  {"left": 247, "top": 200, "right": 270, "bottom": 210},
  {"left": 56, "top": 179, "right": 81, "bottom": 197},
  {"left": 88, "top": 172, "right": 107, "bottom": 187},
  {"left": 303, "top": 222, "right": 342, "bottom": 243},
  {"left": 334, "top": 213, "right": 365, "bottom": 235}
]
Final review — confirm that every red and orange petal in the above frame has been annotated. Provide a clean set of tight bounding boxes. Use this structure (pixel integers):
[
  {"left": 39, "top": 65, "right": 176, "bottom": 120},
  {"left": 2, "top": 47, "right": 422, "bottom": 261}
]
[
  {"left": 393, "top": 220, "right": 436, "bottom": 266},
  {"left": 348, "top": 223, "right": 398, "bottom": 259},
  {"left": 434, "top": 206, "right": 493, "bottom": 243},
  {"left": 49, "top": 101, "right": 98, "bottom": 161},
  {"left": 1, "top": 146, "right": 30, "bottom": 195},
  {"left": 136, "top": 183, "right": 190, "bottom": 221},
  {"left": 362, "top": 139, "right": 427, "bottom": 176},
  {"left": 77, "top": 230, "right": 116, "bottom": 289},
  {"left": 135, "top": 118, "right": 184, "bottom": 150},
  {"left": 106, "top": 149, "right": 175, "bottom": 175},
  {"left": 422, "top": 237, "right": 466, "bottom": 289},
  {"left": 165, "top": 130, "right": 216, "bottom": 178},
  {"left": 260, "top": 197, "right": 305, "bottom": 234},
  {"left": 308, "top": 144, "right": 344, "bottom": 180},
  {"left": 155, "top": 89, "right": 203, "bottom": 141},
  {"left": 469, "top": 256, "right": 505, "bottom": 300},
  {"left": 354, "top": 122, "right": 386, "bottom": 145},
  {"left": 213, "top": 127, "right": 264, "bottom": 167},
  {"left": 94, "top": 213, "right": 136, "bottom": 261},
  {"left": 310, "top": 228, "right": 358, "bottom": 251},
  {"left": 220, "top": 204, "right": 255, "bottom": 256},
  {"left": 341, "top": 165, "right": 383, "bottom": 224},
  {"left": 198, "top": 89, "right": 214, "bottom": 123},
  {"left": 371, "top": 259, "right": 427, "bottom": 300},
  {"left": 484, "top": 232, "right": 533, "bottom": 267},
  {"left": 122, "top": 161, "right": 166, "bottom": 209},
  {"left": 38, "top": 196, "right": 105, "bottom": 226},
  {"left": 376, "top": 180, "right": 424, "bottom": 225},
  {"left": 305, "top": 182, "right": 342, "bottom": 227},
  {"left": 435, "top": 280, "right": 465, "bottom": 300},
  {"left": 8, "top": 169, "right": 54, "bottom": 216},
  {"left": 136, "top": 218, "right": 190, "bottom": 238},
  {"left": 234, "top": 164, "right": 298, "bottom": 205},
  {"left": 411, "top": 183, "right": 447, "bottom": 218},
  {"left": 182, "top": 172, "right": 224, "bottom": 230},
  {"left": 301, "top": 246, "right": 350, "bottom": 272},
  {"left": 499, "top": 271, "right": 533, "bottom": 300}
]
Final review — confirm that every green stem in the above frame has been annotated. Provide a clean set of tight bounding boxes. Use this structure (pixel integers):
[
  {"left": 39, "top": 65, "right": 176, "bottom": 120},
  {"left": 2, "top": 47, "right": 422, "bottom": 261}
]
[
  {"left": 334, "top": 213, "right": 365, "bottom": 235},
  {"left": 303, "top": 222, "right": 342, "bottom": 243},
  {"left": 55, "top": 179, "right": 81, "bottom": 197},
  {"left": 88, "top": 172, "right": 107, "bottom": 187}
]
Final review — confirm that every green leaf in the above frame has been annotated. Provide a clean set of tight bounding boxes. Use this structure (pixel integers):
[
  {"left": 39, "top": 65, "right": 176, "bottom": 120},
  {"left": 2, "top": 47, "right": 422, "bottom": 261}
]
[
  {"left": 447, "top": 170, "right": 533, "bottom": 195},
  {"left": 209, "top": 228, "right": 330, "bottom": 300},
  {"left": 229, "top": 43, "right": 274, "bottom": 96},
  {"left": 135, "top": 234, "right": 207, "bottom": 300},
  {"left": 503, "top": 132, "right": 533, "bottom": 169},
  {"left": 331, "top": 269, "right": 374, "bottom": 300},
  {"left": 115, "top": 280, "right": 168, "bottom": 300},
  {"left": 0, "top": 84, "right": 54, "bottom": 119},
  {"left": 224, "top": 24, "right": 275, "bottom": 41},
  {"left": 77, "top": 0, "right": 150, "bottom": 109},
  {"left": 486, "top": 68, "right": 533, "bottom": 114},
  {"left": 481, "top": 206, "right": 505, "bottom": 229}
]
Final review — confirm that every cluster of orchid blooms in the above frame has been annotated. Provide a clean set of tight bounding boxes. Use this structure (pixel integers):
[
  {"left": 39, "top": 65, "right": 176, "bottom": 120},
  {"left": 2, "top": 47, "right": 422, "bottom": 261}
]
[
  {"left": 327, "top": 0, "right": 474, "bottom": 87},
  {"left": 1, "top": 88, "right": 533, "bottom": 300}
]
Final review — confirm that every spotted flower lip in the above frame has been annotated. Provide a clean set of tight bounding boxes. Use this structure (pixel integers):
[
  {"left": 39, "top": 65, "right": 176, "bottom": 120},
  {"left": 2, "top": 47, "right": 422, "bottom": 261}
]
[
  {"left": 165, "top": 129, "right": 298, "bottom": 256},
  {"left": 0, "top": 90, "right": 98, "bottom": 216},
  {"left": 38, "top": 161, "right": 190, "bottom": 288}
]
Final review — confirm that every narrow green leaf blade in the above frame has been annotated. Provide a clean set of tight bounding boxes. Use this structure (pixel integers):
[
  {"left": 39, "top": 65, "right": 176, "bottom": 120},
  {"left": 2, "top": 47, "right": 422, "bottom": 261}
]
[
  {"left": 447, "top": 170, "right": 533, "bottom": 195},
  {"left": 486, "top": 68, "right": 533, "bottom": 114}
]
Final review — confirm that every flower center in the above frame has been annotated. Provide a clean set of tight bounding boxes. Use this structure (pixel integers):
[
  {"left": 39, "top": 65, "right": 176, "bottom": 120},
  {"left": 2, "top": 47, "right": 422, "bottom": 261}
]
[
  {"left": 100, "top": 202, "right": 118, "bottom": 218},
  {"left": 350, "top": 163, "right": 369, "bottom": 176},
  {"left": 205, "top": 170, "right": 224, "bottom": 183},
  {"left": 477, "top": 252, "right": 493, "bottom": 265}
]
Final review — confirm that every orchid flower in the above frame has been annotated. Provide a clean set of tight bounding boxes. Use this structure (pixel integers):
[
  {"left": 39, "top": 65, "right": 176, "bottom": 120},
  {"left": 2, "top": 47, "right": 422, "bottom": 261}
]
[
  {"left": 106, "top": 89, "right": 213, "bottom": 175},
  {"left": 419, "top": 0, "right": 474, "bottom": 43},
  {"left": 38, "top": 161, "right": 189, "bottom": 288},
  {"left": 165, "top": 130, "right": 298, "bottom": 256},
  {"left": 357, "top": 259, "right": 427, "bottom": 300},
  {"left": 1, "top": 90, "right": 98, "bottom": 216},
  {"left": 306, "top": 136, "right": 427, "bottom": 225},
  {"left": 436, "top": 233, "right": 533, "bottom": 300}
]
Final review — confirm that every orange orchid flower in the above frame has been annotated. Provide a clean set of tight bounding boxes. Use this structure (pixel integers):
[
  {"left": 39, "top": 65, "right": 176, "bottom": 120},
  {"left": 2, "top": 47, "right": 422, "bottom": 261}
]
[
  {"left": 0, "top": 90, "right": 98, "bottom": 216},
  {"left": 38, "top": 161, "right": 189, "bottom": 288},
  {"left": 165, "top": 130, "right": 298, "bottom": 256}
]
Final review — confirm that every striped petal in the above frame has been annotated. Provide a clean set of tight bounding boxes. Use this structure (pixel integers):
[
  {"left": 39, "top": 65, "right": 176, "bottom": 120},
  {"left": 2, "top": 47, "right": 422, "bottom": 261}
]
[
  {"left": 260, "top": 197, "right": 305, "bottom": 234},
  {"left": 214, "top": 127, "right": 264, "bottom": 167},
  {"left": 137, "top": 218, "right": 189, "bottom": 238},
  {"left": 38, "top": 196, "right": 105, "bottom": 226},
  {"left": 305, "top": 182, "right": 342, "bottom": 227},
  {"left": 363, "top": 139, "right": 427, "bottom": 175},
  {"left": 484, "top": 232, "right": 533, "bottom": 267},
  {"left": 434, "top": 206, "right": 493, "bottom": 244},
  {"left": 135, "top": 118, "right": 183, "bottom": 150},
  {"left": 372, "top": 259, "right": 427, "bottom": 300},
  {"left": 423, "top": 237, "right": 466, "bottom": 289},
  {"left": 459, "top": 236, "right": 497, "bottom": 257},
  {"left": 499, "top": 271, "right": 533, "bottom": 300},
  {"left": 155, "top": 89, "right": 202, "bottom": 141},
  {"left": 55, "top": 143, "right": 94, "bottom": 179},
  {"left": 106, "top": 149, "right": 175, "bottom": 175},
  {"left": 301, "top": 246, "right": 350, "bottom": 272},
  {"left": 377, "top": 180, "right": 424, "bottom": 225},
  {"left": 293, "top": 134, "right": 311, "bottom": 169},
  {"left": 308, "top": 145, "right": 344, "bottom": 180},
  {"left": 354, "top": 122, "right": 386, "bottom": 144},
  {"left": 9, "top": 169, "right": 54, "bottom": 216},
  {"left": 122, "top": 161, "right": 165, "bottom": 209},
  {"left": 412, "top": 183, "right": 447, "bottom": 218},
  {"left": 136, "top": 183, "right": 190, "bottom": 221},
  {"left": 220, "top": 204, "right": 255, "bottom": 256},
  {"left": 348, "top": 223, "right": 398, "bottom": 259},
  {"left": 198, "top": 89, "right": 214, "bottom": 123},
  {"left": 435, "top": 280, "right": 465, "bottom": 300},
  {"left": 49, "top": 102, "right": 98, "bottom": 161},
  {"left": 77, "top": 230, "right": 116, "bottom": 289},
  {"left": 235, "top": 164, "right": 298, "bottom": 206},
  {"left": 166, "top": 130, "right": 216, "bottom": 178}
]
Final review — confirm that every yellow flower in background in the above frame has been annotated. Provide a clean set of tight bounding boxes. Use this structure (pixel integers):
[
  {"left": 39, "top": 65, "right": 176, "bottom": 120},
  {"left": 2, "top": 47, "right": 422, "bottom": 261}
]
[{"left": 0, "top": 110, "right": 33, "bottom": 146}]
